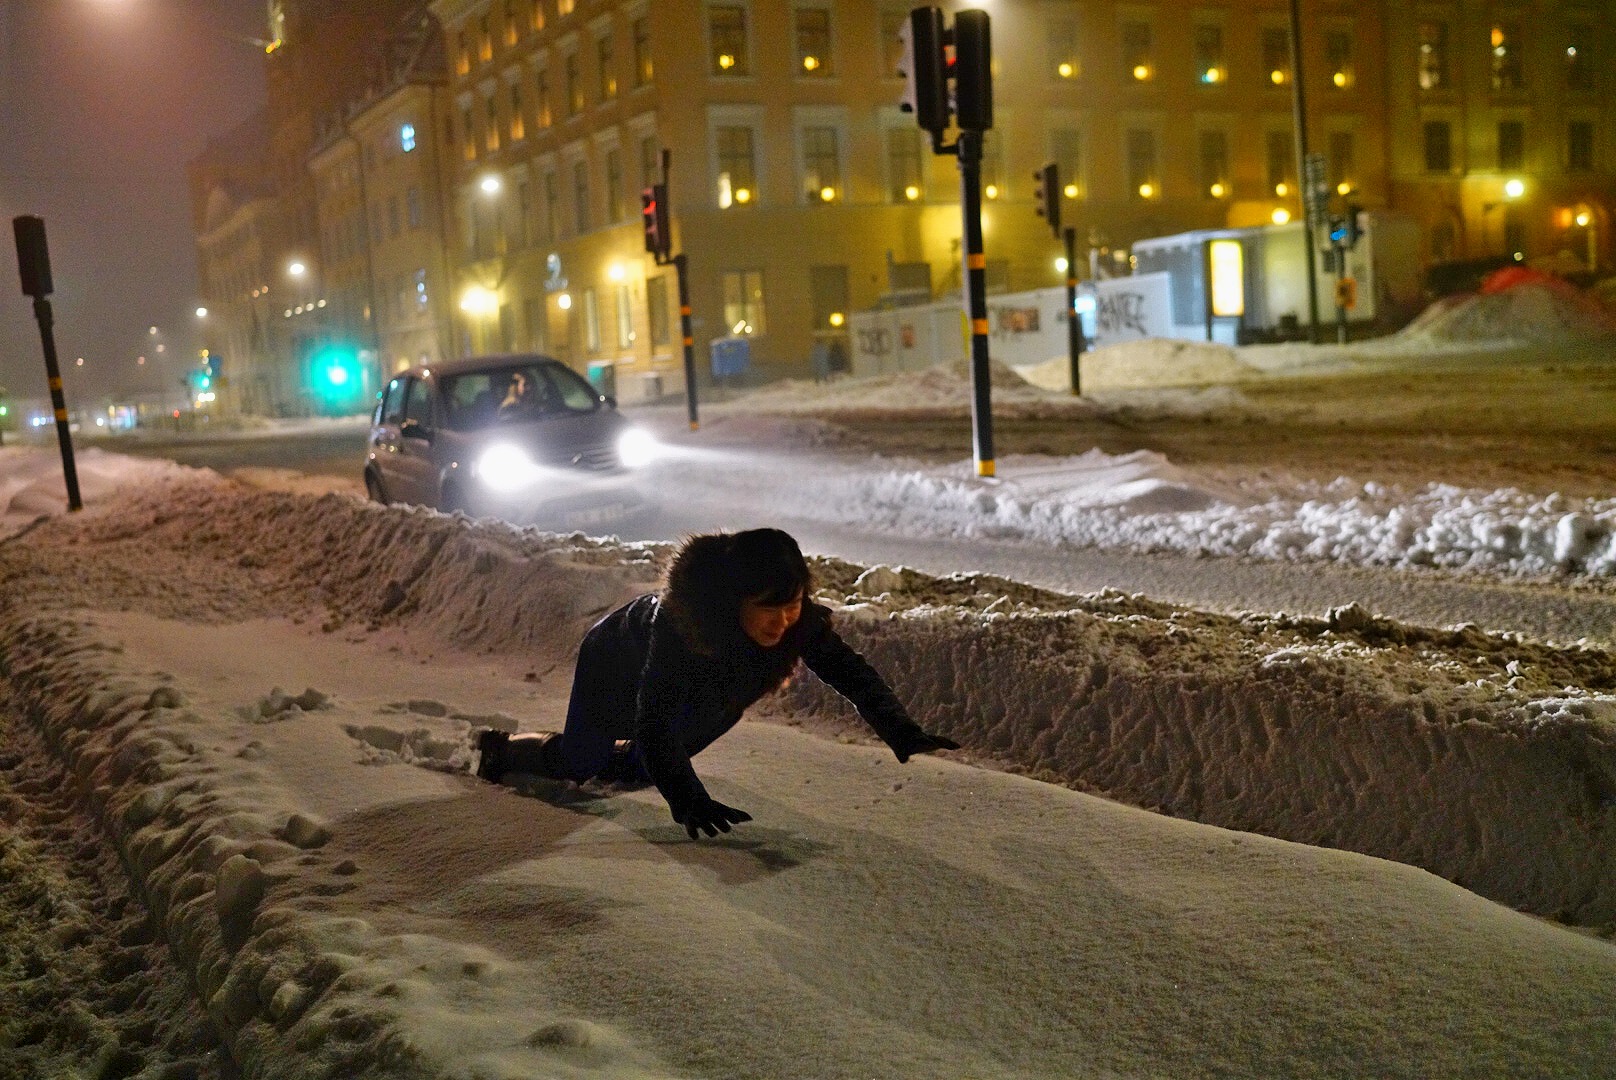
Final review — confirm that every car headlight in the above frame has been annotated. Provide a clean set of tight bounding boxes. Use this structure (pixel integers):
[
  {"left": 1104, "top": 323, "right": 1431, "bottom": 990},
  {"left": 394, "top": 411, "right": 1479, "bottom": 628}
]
[
  {"left": 616, "top": 427, "right": 658, "bottom": 469},
  {"left": 474, "top": 443, "right": 541, "bottom": 491}
]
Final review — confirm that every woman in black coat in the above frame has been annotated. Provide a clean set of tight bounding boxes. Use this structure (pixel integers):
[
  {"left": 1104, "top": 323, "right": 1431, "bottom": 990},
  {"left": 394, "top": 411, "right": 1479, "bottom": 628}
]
[{"left": 475, "top": 528, "right": 958, "bottom": 839}]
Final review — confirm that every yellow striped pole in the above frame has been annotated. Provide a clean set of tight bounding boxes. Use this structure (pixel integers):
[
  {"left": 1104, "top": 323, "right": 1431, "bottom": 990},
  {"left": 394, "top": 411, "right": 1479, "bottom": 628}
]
[{"left": 957, "top": 132, "right": 995, "bottom": 478}]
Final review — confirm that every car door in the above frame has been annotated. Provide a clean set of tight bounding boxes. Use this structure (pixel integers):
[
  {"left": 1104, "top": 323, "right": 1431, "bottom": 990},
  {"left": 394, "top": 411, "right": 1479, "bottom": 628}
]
[
  {"left": 368, "top": 377, "right": 408, "bottom": 500},
  {"left": 394, "top": 376, "right": 441, "bottom": 506}
]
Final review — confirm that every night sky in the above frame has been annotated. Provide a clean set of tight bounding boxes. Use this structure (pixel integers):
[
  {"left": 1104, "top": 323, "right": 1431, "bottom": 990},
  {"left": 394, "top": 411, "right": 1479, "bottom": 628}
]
[{"left": 0, "top": 0, "right": 266, "bottom": 406}]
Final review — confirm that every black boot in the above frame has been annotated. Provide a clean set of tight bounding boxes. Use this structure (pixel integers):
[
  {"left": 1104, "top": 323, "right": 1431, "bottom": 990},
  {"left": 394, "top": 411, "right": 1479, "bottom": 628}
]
[
  {"left": 501, "top": 731, "right": 569, "bottom": 779},
  {"left": 475, "top": 729, "right": 510, "bottom": 782}
]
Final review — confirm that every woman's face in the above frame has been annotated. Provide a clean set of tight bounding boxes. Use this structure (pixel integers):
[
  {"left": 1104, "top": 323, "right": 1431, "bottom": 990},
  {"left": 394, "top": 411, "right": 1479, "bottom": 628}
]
[{"left": 739, "top": 591, "right": 803, "bottom": 648}]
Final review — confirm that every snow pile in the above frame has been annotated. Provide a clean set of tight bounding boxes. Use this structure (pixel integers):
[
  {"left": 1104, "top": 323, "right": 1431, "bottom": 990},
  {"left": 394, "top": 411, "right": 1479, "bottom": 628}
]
[
  {"left": 0, "top": 445, "right": 193, "bottom": 532},
  {"left": 1399, "top": 282, "right": 1616, "bottom": 345},
  {"left": 6, "top": 474, "right": 1614, "bottom": 925},
  {"left": 1041, "top": 337, "right": 1263, "bottom": 391},
  {"left": 679, "top": 451, "right": 1616, "bottom": 578},
  {"left": 714, "top": 357, "right": 1054, "bottom": 414}
]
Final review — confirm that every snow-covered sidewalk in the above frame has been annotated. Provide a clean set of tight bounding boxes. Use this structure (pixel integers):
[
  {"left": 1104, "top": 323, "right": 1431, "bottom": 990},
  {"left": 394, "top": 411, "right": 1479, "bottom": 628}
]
[{"left": 2, "top": 471, "right": 1614, "bottom": 1077}]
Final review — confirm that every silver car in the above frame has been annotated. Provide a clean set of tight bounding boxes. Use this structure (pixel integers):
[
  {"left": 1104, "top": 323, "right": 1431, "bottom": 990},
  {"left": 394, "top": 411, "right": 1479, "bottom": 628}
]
[{"left": 364, "top": 354, "right": 656, "bottom": 528}]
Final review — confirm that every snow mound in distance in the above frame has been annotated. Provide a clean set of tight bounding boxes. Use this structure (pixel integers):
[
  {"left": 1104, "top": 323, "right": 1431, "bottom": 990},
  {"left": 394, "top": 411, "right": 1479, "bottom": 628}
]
[
  {"left": 1400, "top": 282, "right": 1616, "bottom": 345},
  {"left": 1019, "top": 338, "right": 1263, "bottom": 392}
]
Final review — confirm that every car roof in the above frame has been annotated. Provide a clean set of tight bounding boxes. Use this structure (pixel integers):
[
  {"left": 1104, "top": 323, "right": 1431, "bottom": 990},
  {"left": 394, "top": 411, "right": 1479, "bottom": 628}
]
[{"left": 393, "top": 353, "right": 569, "bottom": 382}]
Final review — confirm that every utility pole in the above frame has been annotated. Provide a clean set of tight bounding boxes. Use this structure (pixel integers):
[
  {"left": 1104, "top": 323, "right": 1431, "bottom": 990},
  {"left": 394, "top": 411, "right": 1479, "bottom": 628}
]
[
  {"left": 1288, "top": 0, "right": 1322, "bottom": 343},
  {"left": 901, "top": 5, "right": 997, "bottom": 476},
  {"left": 643, "top": 150, "right": 698, "bottom": 430}
]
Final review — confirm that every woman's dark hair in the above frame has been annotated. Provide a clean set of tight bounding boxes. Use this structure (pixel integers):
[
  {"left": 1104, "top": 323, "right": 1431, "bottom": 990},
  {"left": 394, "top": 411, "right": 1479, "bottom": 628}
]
[{"left": 728, "top": 528, "right": 811, "bottom": 605}]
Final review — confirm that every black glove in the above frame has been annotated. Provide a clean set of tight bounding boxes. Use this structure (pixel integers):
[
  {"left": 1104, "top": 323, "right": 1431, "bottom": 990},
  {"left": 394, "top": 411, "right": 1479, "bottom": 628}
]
[
  {"left": 676, "top": 795, "right": 753, "bottom": 840},
  {"left": 886, "top": 725, "right": 961, "bottom": 764}
]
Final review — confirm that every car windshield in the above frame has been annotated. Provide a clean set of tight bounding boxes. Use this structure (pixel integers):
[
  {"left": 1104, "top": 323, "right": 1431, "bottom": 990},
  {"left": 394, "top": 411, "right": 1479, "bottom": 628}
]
[{"left": 440, "top": 362, "right": 601, "bottom": 431}]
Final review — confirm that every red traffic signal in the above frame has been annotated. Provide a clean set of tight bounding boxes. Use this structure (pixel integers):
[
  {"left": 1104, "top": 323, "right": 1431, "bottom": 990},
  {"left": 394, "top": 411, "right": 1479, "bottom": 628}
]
[{"left": 641, "top": 184, "right": 670, "bottom": 259}]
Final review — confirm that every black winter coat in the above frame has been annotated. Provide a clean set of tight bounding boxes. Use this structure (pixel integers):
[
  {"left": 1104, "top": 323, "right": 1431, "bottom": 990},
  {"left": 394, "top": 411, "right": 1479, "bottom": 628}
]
[{"left": 572, "top": 592, "right": 920, "bottom": 821}]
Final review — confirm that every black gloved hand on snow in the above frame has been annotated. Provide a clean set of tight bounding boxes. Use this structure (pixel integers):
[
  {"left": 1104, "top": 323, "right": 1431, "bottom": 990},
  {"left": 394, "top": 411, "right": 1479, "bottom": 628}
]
[
  {"left": 886, "top": 724, "right": 961, "bottom": 764},
  {"left": 676, "top": 795, "right": 753, "bottom": 840}
]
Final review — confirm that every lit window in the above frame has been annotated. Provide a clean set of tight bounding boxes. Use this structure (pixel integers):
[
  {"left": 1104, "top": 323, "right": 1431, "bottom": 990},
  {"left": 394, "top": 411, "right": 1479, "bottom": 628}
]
[
  {"left": 795, "top": 8, "right": 832, "bottom": 76},
  {"left": 710, "top": 6, "right": 749, "bottom": 76},
  {"left": 722, "top": 269, "right": 766, "bottom": 335}
]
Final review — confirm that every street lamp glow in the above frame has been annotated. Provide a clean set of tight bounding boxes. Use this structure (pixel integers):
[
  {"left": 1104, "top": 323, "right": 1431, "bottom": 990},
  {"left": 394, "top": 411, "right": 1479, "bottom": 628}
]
[
  {"left": 1271, "top": 207, "right": 1291, "bottom": 224},
  {"left": 288, "top": 261, "right": 307, "bottom": 278},
  {"left": 557, "top": 292, "right": 573, "bottom": 310},
  {"left": 1503, "top": 178, "right": 1525, "bottom": 199},
  {"left": 904, "top": 184, "right": 921, "bottom": 201},
  {"left": 1054, "top": 256, "right": 1069, "bottom": 273},
  {"left": 459, "top": 285, "right": 499, "bottom": 315},
  {"left": 480, "top": 174, "right": 502, "bottom": 195},
  {"left": 195, "top": 306, "right": 208, "bottom": 318},
  {"left": 608, "top": 263, "right": 626, "bottom": 281},
  {"left": 1576, "top": 210, "right": 1592, "bottom": 228}
]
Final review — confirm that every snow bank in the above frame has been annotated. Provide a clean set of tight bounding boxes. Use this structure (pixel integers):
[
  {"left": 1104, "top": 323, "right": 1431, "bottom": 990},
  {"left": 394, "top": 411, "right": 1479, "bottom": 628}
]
[
  {"left": 1399, "top": 282, "right": 1616, "bottom": 346},
  {"left": 7, "top": 475, "right": 1614, "bottom": 928}
]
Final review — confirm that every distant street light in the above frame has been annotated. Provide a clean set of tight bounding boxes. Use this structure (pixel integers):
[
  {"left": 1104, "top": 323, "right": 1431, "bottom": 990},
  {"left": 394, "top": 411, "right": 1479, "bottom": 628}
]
[
  {"left": 480, "top": 175, "right": 502, "bottom": 195},
  {"left": 287, "top": 260, "right": 307, "bottom": 278},
  {"left": 195, "top": 306, "right": 208, "bottom": 318}
]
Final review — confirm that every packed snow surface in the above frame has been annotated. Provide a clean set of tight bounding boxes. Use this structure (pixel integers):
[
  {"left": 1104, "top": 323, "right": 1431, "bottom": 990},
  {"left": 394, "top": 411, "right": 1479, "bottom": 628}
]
[{"left": 1, "top": 457, "right": 1614, "bottom": 1078}]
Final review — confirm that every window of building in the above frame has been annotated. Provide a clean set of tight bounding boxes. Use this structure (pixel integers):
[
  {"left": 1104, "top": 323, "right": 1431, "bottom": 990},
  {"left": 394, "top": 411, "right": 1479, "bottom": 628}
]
[
  {"left": 504, "top": 0, "right": 519, "bottom": 45},
  {"left": 499, "top": 304, "right": 516, "bottom": 350},
  {"left": 710, "top": 6, "right": 750, "bottom": 76},
  {"left": 461, "top": 104, "right": 476, "bottom": 161},
  {"left": 641, "top": 135, "right": 660, "bottom": 189},
  {"left": 715, "top": 125, "right": 757, "bottom": 207},
  {"left": 1199, "top": 129, "right": 1229, "bottom": 197},
  {"left": 1568, "top": 121, "right": 1594, "bottom": 171},
  {"left": 1265, "top": 129, "right": 1293, "bottom": 193},
  {"left": 1127, "top": 129, "right": 1158, "bottom": 198},
  {"left": 1497, "top": 121, "right": 1525, "bottom": 171},
  {"left": 810, "top": 264, "right": 849, "bottom": 334},
  {"left": 524, "top": 294, "right": 546, "bottom": 350},
  {"left": 1491, "top": 24, "right": 1523, "bottom": 92},
  {"left": 1049, "top": 19, "right": 1079, "bottom": 80},
  {"left": 518, "top": 178, "right": 532, "bottom": 246},
  {"left": 536, "top": 68, "right": 552, "bottom": 127},
  {"left": 801, "top": 126, "right": 841, "bottom": 202},
  {"left": 583, "top": 288, "right": 600, "bottom": 351},
  {"left": 606, "top": 148, "right": 625, "bottom": 222},
  {"left": 634, "top": 17, "right": 653, "bottom": 85},
  {"left": 1423, "top": 120, "right": 1452, "bottom": 173},
  {"left": 457, "top": 30, "right": 471, "bottom": 76},
  {"left": 648, "top": 275, "right": 671, "bottom": 347},
  {"left": 887, "top": 126, "right": 923, "bottom": 202},
  {"left": 1566, "top": 25, "right": 1593, "bottom": 92},
  {"left": 566, "top": 53, "right": 583, "bottom": 115},
  {"left": 615, "top": 282, "right": 633, "bottom": 349},
  {"left": 880, "top": 9, "right": 907, "bottom": 77},
  {"left": 530, "top": 0, "right": 544, "bottom": 34},
  {"left": 1328, "top": 130, "right": 1355, "bottom": 192},
  {"left": 598, "top": 33, "right": 617, "bottom": 100},
  {"left": 796, "top": 8, "right": 833, "bottom": 76},
  {"left": 1194, "top": 24, "right": 1224, "bottom": 85},
  {"left": 980, "top": 129, "right": 1002, "bottom": 197},
  {"left": 415, "top": 268, "right": 429, "bottom": 309},
  {"left": 510, "top": 83, "right": 525, "bottom": 142},
  {"left": 543, "top": 169, "right": 558, "bottom": 241},
  {"left": 387, "top": 195, "right": 401, "bottom": 238},
  {"left": 573, "top": 160, "right": 590, "bottom": 234},
  {"left": 485, "top": 95, "right": 500, "bottom": 151},
  {"left": 1262, "top": 27, "right": 1290, "bottom": 85},
  {"left": 1121, "top": 21, "right": 1152, "bottom": 81},
  {"left": 445, "top": 113, "right": 457, "bottom": 158},
  {"left": 1325, "top": 29, "right": 1353, "bottom": 89},
  {"left": 1051, "top": 128, "right": 1082, "bottom": 201},
  {"left": 558, "top": 0, "right": 574, "bottom": 16},
  {"left": 406, "top": 186, "right": 423, "bottom": 230},
  {"left": 722, "top": 269, "right": 765, "bottom": 335},
  {"left": 479, "top": 15, "right": 494, "bottom": 62},
  {"left": 1418, "top": 21, "right": 1448, "bottom": 91}
]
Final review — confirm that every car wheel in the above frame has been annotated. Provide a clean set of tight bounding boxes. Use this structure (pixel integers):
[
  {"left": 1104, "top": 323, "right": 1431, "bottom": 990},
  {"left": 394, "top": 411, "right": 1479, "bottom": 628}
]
[{"left": 364, "top": 470, "right": 389, "bottom": 505}]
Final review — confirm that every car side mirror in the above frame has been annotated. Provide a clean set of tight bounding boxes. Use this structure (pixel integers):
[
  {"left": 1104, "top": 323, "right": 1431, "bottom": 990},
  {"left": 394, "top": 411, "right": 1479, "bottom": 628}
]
[{"left": 400, "top": 418, "right": 433, "bottom": 442}]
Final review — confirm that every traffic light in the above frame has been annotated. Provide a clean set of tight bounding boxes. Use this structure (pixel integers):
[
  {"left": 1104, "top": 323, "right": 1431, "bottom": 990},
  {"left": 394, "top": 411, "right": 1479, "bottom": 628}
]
[
  {"left": 1034, "top": 162, "right": 1061, "bottom": 238},
  {"left": 641, "top": 184, "right": 670, "bottom": 259},
  {"left": 951, "top": 8, "right": 992, "bottom": 132},
  {"left": 309, "top": 343, "right": 365, "bottom": 411},
  {"left": 898, "top": 7, "right": 949, "bottom": 136},
  {"left": 1344, "top": 203, "right": 1364, "bottom": 248}
]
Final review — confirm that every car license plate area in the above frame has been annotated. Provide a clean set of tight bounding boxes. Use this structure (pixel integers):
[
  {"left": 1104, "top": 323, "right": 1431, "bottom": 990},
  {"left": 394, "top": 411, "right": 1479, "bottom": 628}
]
[{"left": 563, "top": 503, "right": 626, "bottom": 528}]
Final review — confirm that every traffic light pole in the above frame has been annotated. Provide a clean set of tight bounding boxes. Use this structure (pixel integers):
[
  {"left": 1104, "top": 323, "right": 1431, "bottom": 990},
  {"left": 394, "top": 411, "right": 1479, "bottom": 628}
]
[
  {"left": 675, "top": 253, "right": 698, "bottom": 430},
  {"left": 12, "top": 216, "right": 81, "bottom": 512},
  {"left": 956, "top": 130, "right": 994, "bottom": 478},
  {"left": 1064, "top": 226, "right": 1084, "bottom": 396}
]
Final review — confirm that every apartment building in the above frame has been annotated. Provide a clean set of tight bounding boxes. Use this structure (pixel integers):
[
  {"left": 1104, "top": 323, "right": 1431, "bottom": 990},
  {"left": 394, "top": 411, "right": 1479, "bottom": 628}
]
[{"left": 196, "top": 0, "right": 1614, "bottom": 415}]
